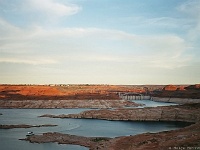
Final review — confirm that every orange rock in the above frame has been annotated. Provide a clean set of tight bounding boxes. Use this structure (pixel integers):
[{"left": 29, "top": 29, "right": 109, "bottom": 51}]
[{"left": 163, "top": 85, "right": 178, "bottom": 91}]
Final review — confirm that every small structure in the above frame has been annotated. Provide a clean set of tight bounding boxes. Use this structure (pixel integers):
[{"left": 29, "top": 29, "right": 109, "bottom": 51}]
[
  {"left": 26, "top": 132, "right": 34, "bottom": 136},
  {"left": 119, "top": 92, "right": 151, "bottom": 100}
]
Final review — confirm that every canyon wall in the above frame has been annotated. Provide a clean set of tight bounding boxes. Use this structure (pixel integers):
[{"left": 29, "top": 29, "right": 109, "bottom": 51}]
[{"left": 152, "top": 97, "right": 200, "bottom": 104}]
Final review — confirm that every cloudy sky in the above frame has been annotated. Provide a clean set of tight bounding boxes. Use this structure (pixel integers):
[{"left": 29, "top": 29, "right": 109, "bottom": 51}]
[{"left": 0, "top": 0, "right": 200, "bottom": 84}]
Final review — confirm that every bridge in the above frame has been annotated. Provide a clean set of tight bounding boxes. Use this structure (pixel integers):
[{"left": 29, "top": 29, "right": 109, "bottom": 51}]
[{"left": 119, "top": 92, "right": 151, "bottom": 100}]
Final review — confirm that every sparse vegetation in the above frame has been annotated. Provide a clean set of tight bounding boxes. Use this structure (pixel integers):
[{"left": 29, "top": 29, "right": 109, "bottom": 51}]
[{"left": 91, "top": 137, "right": 110, "bottom": 142}]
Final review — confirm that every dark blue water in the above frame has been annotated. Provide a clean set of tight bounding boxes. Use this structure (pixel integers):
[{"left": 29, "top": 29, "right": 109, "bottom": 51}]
[{"left": 0, "top": 105, "right": 190, "bottom": 150}]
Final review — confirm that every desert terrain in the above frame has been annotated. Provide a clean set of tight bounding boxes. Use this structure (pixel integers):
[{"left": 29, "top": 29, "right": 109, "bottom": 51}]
[
  {"left": 0, "top": 84, "right": 200, "bottom": 108},
  {"left": 0, "top": 84, "right": 200, "bottom": 149}
]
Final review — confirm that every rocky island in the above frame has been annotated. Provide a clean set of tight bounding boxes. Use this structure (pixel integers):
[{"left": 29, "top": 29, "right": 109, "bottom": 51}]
[
  {"left": 0, "top": 124, "right": 57, "bottom": 129},
  {"left": 40, "top": 103, "right": 200, "bottom": 123}
]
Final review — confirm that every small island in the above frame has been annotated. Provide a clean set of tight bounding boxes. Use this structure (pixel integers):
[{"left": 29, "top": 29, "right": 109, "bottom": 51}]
[{"left": 0, "top": 124, "right": 57, "bottom": 129}]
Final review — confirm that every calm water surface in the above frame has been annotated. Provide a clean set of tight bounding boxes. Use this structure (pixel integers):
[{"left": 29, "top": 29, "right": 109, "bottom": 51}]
[
  {"left": 0, "top": 101, "right": 190, "bottom": 150},
  {"left": 132, "top": 99, "right": 178, "bottom": 107}
]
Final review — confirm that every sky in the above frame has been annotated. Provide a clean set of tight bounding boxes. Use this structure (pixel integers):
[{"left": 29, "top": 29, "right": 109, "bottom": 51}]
[{"left": 0, "top": 0, "right": 200, "bottom": 85}]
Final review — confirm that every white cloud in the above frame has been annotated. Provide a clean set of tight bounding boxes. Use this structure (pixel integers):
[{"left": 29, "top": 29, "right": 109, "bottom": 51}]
[
  {"left": 143, "top": 17, "right": 180, "bottom": 28},
  {"left": 177, "top": 0, "right": 200, "bottom": 41},
  {"left": 0, "top": 0, "right": 81, "bottom": 27},
  {"left": 0, "top": 57, "right": 57, "bottom": 65},
  {"left": 0, "top": 18, "right": 21, "bottom": 37},
  {"left": 0, "top": 17, "right": 191, "bottom": 69},
  {"left": 27, "top": 0, "right": 81, "bottom": 17},
  {"left": 178, "top": 0, "right": 200, "bottom": 16}
]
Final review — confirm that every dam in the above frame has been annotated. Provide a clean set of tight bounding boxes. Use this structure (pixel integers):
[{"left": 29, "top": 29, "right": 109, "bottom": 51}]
[{"left": 119, "top": 92, "right": 151, "bottom": 100}]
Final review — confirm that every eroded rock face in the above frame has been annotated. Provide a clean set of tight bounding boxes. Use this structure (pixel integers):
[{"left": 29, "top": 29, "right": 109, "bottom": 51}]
[
  {"left": 163, "top": 85, "right": 179, "bottom": 91},
  {"left": 185, "top": 84, "right": 200, "bottom": 90},
  {"left": 154, "top": 84, "right": 200, "bottom": 99},
  {"left": 40, "top": 104, "right": 200, "bottom": 123},
  {"left": 152, "top": 97, "right": 200, "bottom": 104},
  {"left": 1, "top": 84, "right": 200, "bottom": 109},
  {"left": 0, "top": 85, "right": 146, "bottom": 100},
  {"left": 0, "top": 99, "right": 140, "bottom": 109},
  {"left": 162, "top": 84, "right": 190, "bottom": 91}
]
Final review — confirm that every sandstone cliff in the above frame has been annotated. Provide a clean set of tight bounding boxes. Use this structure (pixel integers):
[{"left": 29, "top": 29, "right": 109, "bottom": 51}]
[
  {"left": 0, "top": 84, "right": 146, "bottom": 100},
  {"left": 153, "top": 84, "right": 200, "bottom": 99}
]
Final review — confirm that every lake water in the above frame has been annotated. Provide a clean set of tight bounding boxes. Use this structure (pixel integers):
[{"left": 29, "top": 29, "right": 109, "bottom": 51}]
[
  {"left": 131, "top": 99, "right": 178, "bottom": 108},
  {"left": 0, "top": 101, "right": 191, "bottom": 150}
]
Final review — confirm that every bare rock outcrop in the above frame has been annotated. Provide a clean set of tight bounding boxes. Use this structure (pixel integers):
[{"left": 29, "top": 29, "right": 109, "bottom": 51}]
[
  {"left": 163, "top": 85, "right": 179, "bottom": 91},
  {"left": 153, "top": 84, "right": 200, "bottom": 99},
  {"left": 21, "top": 132, "right": 111, "bottom": 150},
  {"left": 0, "top": 124, "right": 57, "bottom": 129},
  {"left": 0, "top": 99, "right": 140, "bottom": 109},
  {"left": 151, "top": 97, "right": 200, "bottom": 104},
  {"left": 22, "top": 122, "right": 200, "bottom": 150},
  {"left": 185, "top": 84, "right": 200, "bottom": 90},
  {"left": 29, "top": 103, "right": 200, "bottom": 149},
  {"left": 40, "top": 104, "right": 200, "bottom": 123},
  {"left": 0, "top": 84, "right": 146, "bottom": 100},
  {"left": 109, "top": 122, "right": 200, "bottom": 150}
]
